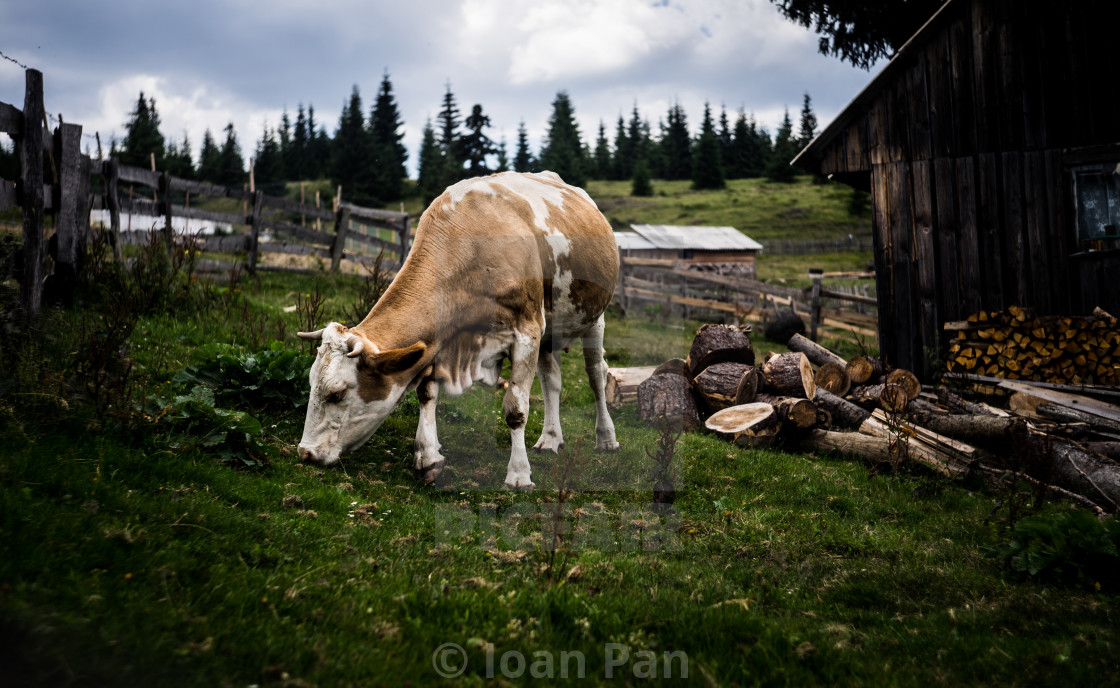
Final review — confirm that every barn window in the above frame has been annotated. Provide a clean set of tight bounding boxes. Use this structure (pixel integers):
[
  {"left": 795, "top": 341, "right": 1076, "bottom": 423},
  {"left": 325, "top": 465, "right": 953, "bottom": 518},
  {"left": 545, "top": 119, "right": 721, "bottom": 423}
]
[
  {"left": 1071, "top": 161, "right": 1120, "bottom": 245},
  {"left": 681, "top": 250, "right": 694, "bottom": 259}
]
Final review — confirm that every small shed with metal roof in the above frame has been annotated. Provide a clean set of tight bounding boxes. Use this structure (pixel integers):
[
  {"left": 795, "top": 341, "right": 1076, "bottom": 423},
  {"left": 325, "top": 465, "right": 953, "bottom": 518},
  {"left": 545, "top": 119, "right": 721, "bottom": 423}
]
[{"left": 614, "top": 224, "right": 763, "bottom": 276}]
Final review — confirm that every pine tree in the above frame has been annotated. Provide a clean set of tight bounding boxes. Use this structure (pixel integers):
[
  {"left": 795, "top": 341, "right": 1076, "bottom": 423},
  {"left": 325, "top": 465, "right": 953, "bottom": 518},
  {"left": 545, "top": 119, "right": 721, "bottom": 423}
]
[
  {"left": 766, "top": 108, "right": 799, "bottom": 183},
  {"left": 539, "top": 91, "right": 586, "bottom": 187},
  {"left": 513, "top": 120, "right": 536, "bottom": 173},
  {"left": 612, "top": 115, "right": 632, "bottom": 181},
  {"left": 332, "top": 85, "right": 376, "bottom": 203},
  {"left": 692, "top": 102, "right": 725, "bottom": 190},
  {"left": 290, "top": 104, "right": 309, "bottom": 180},
  {"left": 437, "top": 84, "right": 464, "bottom": 184},
  {"left": 164, "top": 131, "right": 194, "bottom": 180},
  {"left": 216, "top": 122, "right": 245, "bottom": 187},
  {"left": 254, "top": 124, "right": 285, "bottom": 194},
  {"left": 797, "top": 92, "right": 818, "bottom": 148},
  {"left": 593, "top": 120, "right": 611, "bottom": 180},
  {"left": 660, "top": 102, "right": 691, "bottom": 181},
  {"left": 416, "top": 120, "right": 445, "bottom": 204},
  {"left": 718, "top": 106, "right": 734, "bottom": 173},
  {"left": 460, "top": 104, "right": 497, "bottom": 176},
  {"left": 121, "top": 92, "right": 165, "bottom": 169},
  {"left": 198, "top": 128, "right": 221, "bottom": 182},
  {"left": 306, "top": 105, "right": 331, "bottom": 179},
  {"left": 277, "top": 110, "right": 292, "bottom": 180},
  {"left": 369, "top": 72, "right": 408, "bottom": 202},
  {"left": 631, "top": 156, "right": 653, "bottom": 197},
  {"left": 495, "top": 137, "right": 510, "bottom": 173}
]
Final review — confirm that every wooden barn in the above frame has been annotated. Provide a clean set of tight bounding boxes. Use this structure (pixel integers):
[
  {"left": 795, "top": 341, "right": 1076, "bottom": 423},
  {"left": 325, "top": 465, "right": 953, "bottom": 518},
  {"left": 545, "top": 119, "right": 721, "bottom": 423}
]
[
  {"left": 793, "top": 0, "right": 1120, "bottom": 376},
  {"left": 615, "top": 224, "right": 763, "bottom": 277}
]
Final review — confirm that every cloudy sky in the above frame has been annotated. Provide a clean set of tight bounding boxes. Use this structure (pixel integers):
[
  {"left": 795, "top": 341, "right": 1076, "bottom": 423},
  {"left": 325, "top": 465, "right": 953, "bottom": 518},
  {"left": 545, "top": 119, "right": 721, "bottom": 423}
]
[{"left": 0, "top": 0, "right": 883, "bottom": 177}]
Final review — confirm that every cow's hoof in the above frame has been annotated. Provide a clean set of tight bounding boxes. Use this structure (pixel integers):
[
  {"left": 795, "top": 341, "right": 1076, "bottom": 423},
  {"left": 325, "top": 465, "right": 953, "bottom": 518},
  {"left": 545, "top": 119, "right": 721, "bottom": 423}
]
[
  {"left": 418, "top": 460, "right": 446, "bottom": 485},
  {"left": 596, "top": 438, "right": 620, "bottom": 452},
  {"left": 503, "top": 476, "right": 535, "bottom": 490},
  {"left": 532, "top": 434, "right": 564, "bottom": 453}
]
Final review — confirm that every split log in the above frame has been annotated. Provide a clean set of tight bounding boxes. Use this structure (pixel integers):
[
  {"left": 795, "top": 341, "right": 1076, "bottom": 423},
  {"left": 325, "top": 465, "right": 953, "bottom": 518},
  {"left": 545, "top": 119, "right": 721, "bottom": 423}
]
[
  {"left": 801, "top": 429, "right": 906, "bottom": 465},
  {"left": 936, "top": 387, "right": 994, "bottom": 416},
  {"left": 638, "top": 373, "right": 702, "bottom": 431},
  {"left": 705, "top": 402, "right": 780, "bottom": 447},
  {"left": 652, "top": 358, "right": 692, "bottom": 379},
  {"left": 905, "top": 404, "right": 1027, "bottom": 443},
  {"left": 755, "top": 393, "right": 818, "bottom": 429},
  {"left": 858, "top": 415, "right": 975, "bottom": 478},
  {"left": 688, "top": 324, "right": 754, "bottom": 377},
  {"left": 813, "top": 387, "right": 871, "bottom": 429},
  {"left": 761, "top": 352, "right": 815, "bottom": 399},
  {"left": 885, "top": 368, "right": 921, "bottom": 402},
  {"left": 851, "top": 383, "right": 909, "bottom": 412},
  {"left": 815, "top": 362, "right": 851, "bottom": 397},
  {"left": 605, "top": 366, "right": 657, "bottom": 406},
  {"left": 787, "top": 333, "right": 845, "bottom": 368},
  {"left": 846, "top": 355, "right": 883, "bottom": 385},
  {"left": 694, "top": 362, "right": 756, "bottom": 413},
  {"left": 733, "top": 365, "right": 763, "bottom": 405}
]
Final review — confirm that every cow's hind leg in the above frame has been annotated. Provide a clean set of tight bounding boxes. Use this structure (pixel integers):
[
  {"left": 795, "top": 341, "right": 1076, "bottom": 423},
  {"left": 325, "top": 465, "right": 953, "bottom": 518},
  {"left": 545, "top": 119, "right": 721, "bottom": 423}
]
[
  {"left": 582, "top": 314, "right": 619, "bottom": 451},
  {"left": 414, "top": 377, "right": 445, "bottom": 484},
  {"left": 503, "top": 325, "right": 541, "bottom": 489},
  {"left": 533, "top": 348, "right": 564, "bottom": 453}
]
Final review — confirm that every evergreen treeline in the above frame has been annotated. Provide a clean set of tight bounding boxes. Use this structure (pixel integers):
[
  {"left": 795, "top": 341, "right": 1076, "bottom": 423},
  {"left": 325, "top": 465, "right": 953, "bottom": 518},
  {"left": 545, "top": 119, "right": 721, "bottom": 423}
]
[{"left": 112, "top": 76, "right": 822, "bottom": 207}]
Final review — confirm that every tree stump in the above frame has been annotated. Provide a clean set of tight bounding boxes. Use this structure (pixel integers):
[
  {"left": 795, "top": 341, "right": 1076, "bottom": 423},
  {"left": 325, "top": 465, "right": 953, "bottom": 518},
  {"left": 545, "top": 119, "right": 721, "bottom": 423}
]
[
  {"left": 653, "top": 357, "right": 692, "bottom": 380},
  {"left": 705, "top": 402, "right": 780, "bottom": 447},
  {"left": 734, "top": 366, "right": 764, "bottom": 405},
  {"left": 885, "top": 368, "right": 921, "bottom": 403},
  {"left": 846, "top": 355, "right": 884, "bottom": 385},
  {"left": 638, "top": 374, "right": 702, "bottom": 431},
  {"left": 694, "top": 362, "right": 758, "bottom": 413},
  {"left": 755, "top": 393, "right": 818, "bottom": 429},
  {"left": 851, "top": 383, "right": 910, "bottom": 412},
  {"left": 761, "top": 351, "right": 815, "bottom": 399},
  {"left": 688, "top": 324, "right": 754, "bottom": 377},
  {"left": 815, "top": 362, "right": 851, "bottom": 397}
]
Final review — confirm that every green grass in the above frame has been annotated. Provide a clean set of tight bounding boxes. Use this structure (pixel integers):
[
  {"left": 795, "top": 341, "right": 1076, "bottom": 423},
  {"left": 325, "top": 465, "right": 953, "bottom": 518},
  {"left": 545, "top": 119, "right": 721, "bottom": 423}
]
[
  {"left": 586, "top": 176, "right": 870, "bottom": 243},
  {"left": 1, "top": 271, "right": 1117, "bottom": 687}
]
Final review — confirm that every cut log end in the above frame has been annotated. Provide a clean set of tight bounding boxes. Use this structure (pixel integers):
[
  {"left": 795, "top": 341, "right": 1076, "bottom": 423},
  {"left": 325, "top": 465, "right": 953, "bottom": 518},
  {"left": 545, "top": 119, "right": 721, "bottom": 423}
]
[
  {"left": 815, "top": 362, "right": 852, "bottom": 397},
  {"left": 762, "top": 351, "right": 816, "bottom": 400},
  {"left": 705, "top": 402, "right": 779, "bottom": 446},
  {"left": 688, "top": 324, "right": 754, "bottom": 377}
]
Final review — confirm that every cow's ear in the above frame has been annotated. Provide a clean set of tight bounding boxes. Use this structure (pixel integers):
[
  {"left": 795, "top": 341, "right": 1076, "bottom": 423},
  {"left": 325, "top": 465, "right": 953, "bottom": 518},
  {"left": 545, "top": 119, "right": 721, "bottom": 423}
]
[{"left": 374, "top": 341, "right": 427, "bottom": 374}]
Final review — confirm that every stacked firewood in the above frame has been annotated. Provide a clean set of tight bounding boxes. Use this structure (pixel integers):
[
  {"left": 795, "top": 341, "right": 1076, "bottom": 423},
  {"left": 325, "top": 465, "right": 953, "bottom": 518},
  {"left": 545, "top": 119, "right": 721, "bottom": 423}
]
[
  {"left": 945, "top": 306, "right": 1120, "bottom": 385},
  {"left": 616, "top": 323, "right": 1120, "bottom": 515}
]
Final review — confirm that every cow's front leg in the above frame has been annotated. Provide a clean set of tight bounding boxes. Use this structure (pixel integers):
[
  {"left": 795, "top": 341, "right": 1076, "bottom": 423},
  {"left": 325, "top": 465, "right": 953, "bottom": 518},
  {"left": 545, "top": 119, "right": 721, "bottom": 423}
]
[
  {"left": 532, "top": 347, "right": 564, "bottom": 453},
  {"left": 414, "top": 377, "right": 445, "bottom": 484},
  {"left": 582, "top": 314, "right": 619, "bottom": 451},
  {"left": 503, "top": 327, "right": 541, "bottom": 489}
]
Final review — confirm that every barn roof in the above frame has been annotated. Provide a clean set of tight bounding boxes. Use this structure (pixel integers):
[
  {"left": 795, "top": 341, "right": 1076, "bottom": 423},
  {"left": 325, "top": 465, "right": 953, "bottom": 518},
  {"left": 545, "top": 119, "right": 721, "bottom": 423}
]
[
  {"left": 630, "top": 224, "right": 763, "bottom": 251},
  {"left": 792, "top": 0, "right": 958, "bottom": 171},
  {"left": 613, "top": 232, "right": 658, "bottom": 251}
]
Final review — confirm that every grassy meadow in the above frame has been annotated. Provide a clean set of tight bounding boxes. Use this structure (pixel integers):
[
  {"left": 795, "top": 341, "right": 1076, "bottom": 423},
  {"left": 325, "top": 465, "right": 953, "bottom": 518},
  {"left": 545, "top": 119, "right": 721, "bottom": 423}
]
[{"left": 0, "top": 178, "right": 1116, "bottom": 687}]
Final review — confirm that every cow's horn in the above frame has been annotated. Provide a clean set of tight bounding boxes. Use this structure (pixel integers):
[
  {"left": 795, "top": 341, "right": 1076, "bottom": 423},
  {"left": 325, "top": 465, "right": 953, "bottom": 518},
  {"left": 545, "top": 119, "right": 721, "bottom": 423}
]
[
  {"left": 345, "top": 334, "right": 366, "bottom": 358},
  {"left": 297, "top": 328, "right": 326, "bottom": 340}
]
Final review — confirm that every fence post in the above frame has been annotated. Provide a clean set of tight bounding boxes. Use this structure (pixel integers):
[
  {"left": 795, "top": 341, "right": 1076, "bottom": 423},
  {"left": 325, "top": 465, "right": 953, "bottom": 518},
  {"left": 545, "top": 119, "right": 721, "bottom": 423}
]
[
  {"left": 331, "top": 204, "right": 351, "bottom": 273},
  {"left": 398, "top": 215, "right": 410, "bottom": 264},
  {"left": 160, "top": 170, "right": 173, "bottom": 251},
  {"left": 106, "top": 157, "right": 122, "bottom": 262},
  {"left": 247, "top": 190, "right": 263, "bottom": 274},
  {"left": 809, "top": 268, "right": 823, "bottom": 341},
  {"left": 20, "top": 69, "right": 45, "bottom": 327}
]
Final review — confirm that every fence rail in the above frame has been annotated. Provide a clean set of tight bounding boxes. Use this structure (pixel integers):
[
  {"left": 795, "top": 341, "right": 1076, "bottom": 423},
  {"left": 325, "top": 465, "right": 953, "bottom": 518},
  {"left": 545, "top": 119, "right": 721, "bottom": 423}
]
[
  {"left": 0, "top": 69, "right": 411, "bottom": 324},
  {"left": 617, "top": 257, "right": 879, "bottom": 341},
  {"left": 762, "top": 236, "right": 874, "bottom": 255}
]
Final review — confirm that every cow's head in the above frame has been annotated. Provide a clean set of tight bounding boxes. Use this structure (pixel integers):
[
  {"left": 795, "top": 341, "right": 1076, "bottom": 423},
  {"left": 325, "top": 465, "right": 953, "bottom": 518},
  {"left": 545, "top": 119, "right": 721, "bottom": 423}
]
[{"left": 296, "top": 322, "right": 426, "bottom": 466}]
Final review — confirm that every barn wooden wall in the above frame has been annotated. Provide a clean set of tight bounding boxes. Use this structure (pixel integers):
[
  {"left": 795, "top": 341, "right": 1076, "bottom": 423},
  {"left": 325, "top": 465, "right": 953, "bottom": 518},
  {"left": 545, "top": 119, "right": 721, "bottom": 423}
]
[{"left": 813, "top": 0, "right": 1120, "bottom": 374}]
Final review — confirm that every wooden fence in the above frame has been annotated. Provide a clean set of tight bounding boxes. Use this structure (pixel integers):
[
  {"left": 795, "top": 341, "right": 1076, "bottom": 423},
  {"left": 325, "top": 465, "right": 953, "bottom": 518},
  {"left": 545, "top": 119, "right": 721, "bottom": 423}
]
[
  {"left": 0, "top": 69, "right": 410, "bottom": 326},
  {"left": 617, "top": 257, "right": 879, "bottom": 341}
]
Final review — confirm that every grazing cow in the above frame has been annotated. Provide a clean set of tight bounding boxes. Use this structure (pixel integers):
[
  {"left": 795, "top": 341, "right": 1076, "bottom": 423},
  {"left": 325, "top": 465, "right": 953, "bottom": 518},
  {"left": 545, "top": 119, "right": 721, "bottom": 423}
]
[{"left": 296, "top": 171, "right": 620, "bottom": 488}]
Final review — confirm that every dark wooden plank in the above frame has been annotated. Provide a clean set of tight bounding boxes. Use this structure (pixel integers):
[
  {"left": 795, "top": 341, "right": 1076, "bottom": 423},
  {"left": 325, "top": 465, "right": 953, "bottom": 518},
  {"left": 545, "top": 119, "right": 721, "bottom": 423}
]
[
  {"left": 87, "top": 157, "right": 104, "bottom": 176},
  {"left": 258, "top": 240, "right": 330, "bottom": 259},
  {"left": 885, "top": 75, "right": 910, "bottom": 163},
  {"left": 105, "top": 157, "right": 122, "bottom": 261},
  {"left": 247, "top": 190, "right": 263, "bottom": 273},
  {"left": 346, "top": 228, "right": 404, "bottom": 256},
  {"left": 970, "top": 0, "right": 999, "bottom": 153},
  {"left": 955, "top": 156, "right": 983, "bottom": 315},
  {"left": 870, "top": 164, "right": 895, "bottom": 364},
  {"left": 1044, "top": 149, "right": 1072, "bottom": 313},
  {"left": 925, "top": 35, "right": 954, "bottom": 158},
  {"left": 0, "top": 179, "right": 15, "bottom": 211},
  {"left": 976, "top": 153, "right": 1004, "bottom": 309},
  {"left": 21, "top": 69, "right": 45, "bottom": 326},
  {"left": 1022, "top": 151, "right": 1051, "bottom": 313},
  {"left": 75, "top": 152, "right": 91, "bottom": 268},
  {"left": 167, "top": 176, "right": 252, "bottom": 200},
  {"left": 947, "top": 8, "right": 977, "bottom": 156},
  {"left": 994, "top": 0, "right": 1024, "bottom": 152},
  {"left": 1015, "top": 6, "right": 1046, "bottom": 150},
  {"left": 910, "top": 160, "right": 939, "bottom": 374},
  {"left": 340, "top": 201, "right": 408, "bottom": 225},
  {"left": 199, "top": 235, "right": 249, "bottom": 252},
  {"left": 259, "top": 192, "right": 335, "bottom": 221},
  {"left": 843, "top": 117, "right": 867, "bottom": 171},
  {"left": 117, "top": 163, "right": 160, "bottom": 188},
  {"left": 906, "top": 49, "right": 932, "bottom": 161},
  {"left": 330, "top": 206, "right": 350, "bottom": 273},
  {"left": 999, "top": 152, "right": 1029, "bottom": 307},
  {"left": 169, "top": 204, "right": 244, "bottom": 226},
  {"left": 868, "top": 95, "right": 889, "bottom": 167},
  {"left": 0, "top": 101, "right": 22, "bottom": 136},
  {"left": 887, "top": 161, "right": 916, "bottom": 371},
  {"left": 932, "top": 158, "right": 961, "bottom": 323}
]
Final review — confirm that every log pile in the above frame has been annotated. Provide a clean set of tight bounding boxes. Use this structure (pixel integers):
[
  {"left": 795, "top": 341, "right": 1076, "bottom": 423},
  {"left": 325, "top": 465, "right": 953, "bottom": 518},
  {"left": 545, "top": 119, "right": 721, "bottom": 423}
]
[
  {"left": 616, "top": 321, "right": 1120, "bottom": 516},
  {"left": 945, "top": 306, "right": 1120, "bottom": 385}
]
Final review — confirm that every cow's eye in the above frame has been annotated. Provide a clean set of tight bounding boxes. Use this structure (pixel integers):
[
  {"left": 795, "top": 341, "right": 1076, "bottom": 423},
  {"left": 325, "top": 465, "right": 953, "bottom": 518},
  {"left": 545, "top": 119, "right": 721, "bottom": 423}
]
[{"left": 325, "top": 390, "right": 345, "bottom": 404}]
